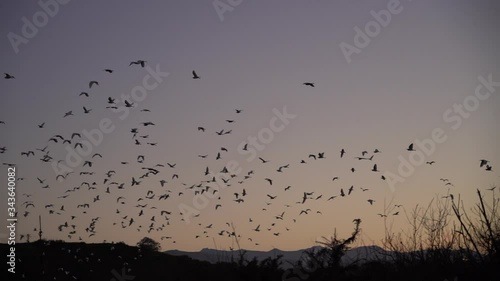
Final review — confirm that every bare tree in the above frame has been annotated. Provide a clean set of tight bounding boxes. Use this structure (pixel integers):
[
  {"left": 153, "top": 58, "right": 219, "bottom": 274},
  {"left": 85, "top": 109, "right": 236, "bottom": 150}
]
[{"left": 451, "top": 189, "right": 499, "bottom": 263}]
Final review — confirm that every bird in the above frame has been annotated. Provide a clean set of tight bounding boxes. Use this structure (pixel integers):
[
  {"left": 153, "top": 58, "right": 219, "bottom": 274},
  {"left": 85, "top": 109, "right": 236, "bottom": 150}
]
[
  {"left": 21, "top": 151, "right": 34, "bottom": 157},
  {"left": 426, "top": 161, "right": 435, "bottom": 165},
  {"left": 142, "top": 121, "right": 155, "bottom": 126},
  {"left": 302, "top": 192, "right": 312, "bottom": 204},
  {"left": 372, "top": 164, "right": 379, "bottom": 172},
  {"left": 259, "top": 157, "right": 269, "bottom": 163},
  {"left": 104, "top": 69, "right": 114, "bottom": 73},
  {"left": 89, "top": 81, "right": 99, "bottom": 88},
  {"left": 480, "top": 159, "right": 489, "bottom": 168},
  {"left": 407, "top": 143, "right": 415, "bottom": 151},
  {"left": 137, "top": 155, "right": 145, "bottom": 163},
  {"left": 131, "top": 177, "right": 141, "bottom": 186},
  {"left": 38, "top": 122, "right": 45, "bottom": 128},
  {"left": 303, "top": 82, "right": 315, "bottom": 87},
  {"left": 129, "top": 60, "right": 146, "bottom": 67},
  {"left": 4, "top": 73, "right": 15, "bottom": 79},
  {"left": 63, "top": 111, "right": 73, "bottom": 117},
  {"left": 367, "top": 199, "right": 375, "bottom": 205},
  {"left": 124, "top": 100, "right": 135, "bottom": 108},
  {"left": 192, "top": 70, "right": 200, "bottom": 79},
  {"left": 340, "top": 149, "right": 346, "bottom": 158},
  {"left": 300, "top": 209, "right": 311, "bottom": 215}
]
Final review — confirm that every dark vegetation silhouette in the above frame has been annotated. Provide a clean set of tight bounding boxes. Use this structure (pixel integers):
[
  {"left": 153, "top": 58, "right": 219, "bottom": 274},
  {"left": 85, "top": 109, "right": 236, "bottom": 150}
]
[
  {"left": 137, "top": 236, "right": 161, "bottom": 252},
  {"left": 3, "top": 190, "right": 498, "bottom": 281}
]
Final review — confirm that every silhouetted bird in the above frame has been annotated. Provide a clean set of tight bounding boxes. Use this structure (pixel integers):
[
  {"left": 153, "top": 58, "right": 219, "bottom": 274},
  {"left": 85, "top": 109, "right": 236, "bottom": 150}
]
[
  {"left": 192, "top": 70, "right": 200, "bottom": 79},
  {"left": 130, "top": 60, "right": 146, "bottom": 67},
  {"left": 407, "top": 143, "right": 415, "bottom": 151},
  {"left": 89, "top": 81, "right": 99, "bottom": 88}
]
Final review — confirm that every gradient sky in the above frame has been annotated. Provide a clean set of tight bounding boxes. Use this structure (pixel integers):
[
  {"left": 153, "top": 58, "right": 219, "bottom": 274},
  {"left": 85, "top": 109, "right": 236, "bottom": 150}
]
[{"left": 0, "top": 0, "right": 499, "bottom": 251}]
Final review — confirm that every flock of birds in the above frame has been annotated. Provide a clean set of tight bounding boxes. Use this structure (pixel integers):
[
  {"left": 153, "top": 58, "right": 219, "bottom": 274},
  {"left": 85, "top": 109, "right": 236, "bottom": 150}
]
[{"left": 1, "top": 65, "right": 497, "bottom": 250}]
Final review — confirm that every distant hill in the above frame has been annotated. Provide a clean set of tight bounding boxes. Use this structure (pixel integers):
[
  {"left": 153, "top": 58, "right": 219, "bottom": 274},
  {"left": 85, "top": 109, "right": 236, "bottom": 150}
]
[{"left": 165, "top": 245, "right": 389, "bottom": 267}]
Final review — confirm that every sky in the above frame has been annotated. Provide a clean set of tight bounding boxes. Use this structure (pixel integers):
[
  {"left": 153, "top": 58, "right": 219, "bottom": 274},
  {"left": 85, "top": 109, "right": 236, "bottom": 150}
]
[{"left": 0, "top": 0, "right": 499, "bottom": 252}]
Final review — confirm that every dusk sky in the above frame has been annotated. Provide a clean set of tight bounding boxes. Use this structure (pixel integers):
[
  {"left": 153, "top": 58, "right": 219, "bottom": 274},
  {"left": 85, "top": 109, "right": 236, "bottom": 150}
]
[{"left": 0, "top": 0, "right": 499, "bottom": 252}]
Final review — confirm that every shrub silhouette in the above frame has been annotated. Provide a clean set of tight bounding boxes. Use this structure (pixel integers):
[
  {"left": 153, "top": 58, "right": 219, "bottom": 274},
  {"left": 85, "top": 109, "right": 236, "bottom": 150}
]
[
  {"left": 137, "top": 236, "right": 161, "bottom": 252},
  {"left": 298, "top": 219, "right": 362, "bottom": 280}
]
